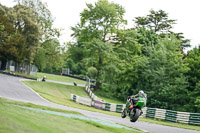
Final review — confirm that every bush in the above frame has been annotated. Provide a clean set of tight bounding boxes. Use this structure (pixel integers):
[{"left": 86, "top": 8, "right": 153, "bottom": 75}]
[{"left": 87, "top": 67, "right": 97, "bottom": 79}]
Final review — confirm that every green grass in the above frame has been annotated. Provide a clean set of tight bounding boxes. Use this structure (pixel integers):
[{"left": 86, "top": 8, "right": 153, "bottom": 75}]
[
  {"left": 23, "top": 81, "right": 122, "bottom": 117},
  {"left": 15, "top": 72, "right": 37, "bottom": 79},
  {"left": 23, "top": 81, "right": 89, "bottom": 99},
  {"left": 37, "top": 72, "right": 86, "bottom": 84},
  {"left": 93, "top": 89, "right": 125, "bottom": 104},
  {"left": 0, "top": 99, "right": 138, "bottom": 133},
  {"left": 22, "top": 81, "right": 200, "bottom": 131},
  {"left": 4, "top": 70, "right": 37, "bottom": 79},
  {"left": 0, "top": 97, "right": 81, "bottom": 115}
]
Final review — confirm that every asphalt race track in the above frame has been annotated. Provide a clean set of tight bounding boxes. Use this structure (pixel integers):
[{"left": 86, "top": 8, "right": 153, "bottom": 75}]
[{"left": 0, "top": 74, "right": 199, "bottom": 133}]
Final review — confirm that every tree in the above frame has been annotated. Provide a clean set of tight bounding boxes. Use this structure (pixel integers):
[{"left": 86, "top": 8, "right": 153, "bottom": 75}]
[
  {"left": 11, "top": 4, "right": 41, "bottom": 65},
  {"left": 87, "top": 67, "right": 97, "bottom": 79},
  {"left": 71, "top": 0, "right": 126, "bottom": 89},
  {"left": 134, "top": 9, "right": 190, "bottom": 49},
  {"left": 79, "top": 0, "right": 126, "bottom": 41},
  {"left": 135, "top": 9, "right": 176, "bottom": 34},
  {"left": 34, "top": 39, "right": 64, "bottom": 72},
  {"left": 135, "top": 36, "right": 189, "bottom": 111},
  {"left": 33, "top": 48, "right": 46, "bottom": 71},
  {"left": 15, "top": 0, "right": 64, "bottom": 72},
  {"left": 64, "top": 42, "right": 87, "bottom": 74},
  {"left": 0, "top": 5, "right": 18, "bottom": 70},
  {"left": 0, "top": 4, "right": 41, "bottom": 71},
  {"left": 136, "top": 27, "right": 160, "bottom": 55},
  {"left": 185, "top": 45, "right": 200, "bottom": 112},
  {"left": 15, "top": 0, "right": 61, "bottom": 41},
  {"left": 83, "top": 39, "right": 118, "bottom": 89}
]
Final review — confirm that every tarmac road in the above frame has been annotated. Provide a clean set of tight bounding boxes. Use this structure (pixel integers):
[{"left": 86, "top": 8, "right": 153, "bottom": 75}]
[{"left": 0, "top": 73, "right": 199, "bottom": 133}]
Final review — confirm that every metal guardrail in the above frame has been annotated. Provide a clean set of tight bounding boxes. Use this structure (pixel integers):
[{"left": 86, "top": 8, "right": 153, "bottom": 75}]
[
  {"left": 71, "top": 88, "right": 200, "bottom": 126},
  {"left": 142, "top": 107, "right": 200, "bottom": 126}
]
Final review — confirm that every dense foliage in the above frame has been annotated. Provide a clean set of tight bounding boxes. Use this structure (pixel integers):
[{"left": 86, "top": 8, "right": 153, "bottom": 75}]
[{"left": 185, "top": 46, "right": 200, "bottom": 112}]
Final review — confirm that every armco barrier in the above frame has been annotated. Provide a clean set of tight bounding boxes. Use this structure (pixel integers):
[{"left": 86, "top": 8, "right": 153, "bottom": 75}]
[
  {"left": 78, "top": 96, "right": 92, "bottom": 106},
  {"left": 116, "top": 104, "right": 124, "bottom": 113},
  {"left": 71, "top": 94, "right": 200, "bottom": 126},
  {"left": 165, "top": 110, "right": 177, "bottom": 123},
  {"left": 146, "top": 107, "right": 156, "bottom": 118},
  {"left": 189, "top": 113, "right": 200, "bottom": 126},
  {"left": 93, "top": 100, "right": 105, "bottom": 109},
  {"left": 155, "top": 108, "right": 166, "bottom": 120},
  {"left": 71, "top": 94, "right": 77, "bottom": 102},
  {"left": 176, "top": 112, "right": 190, "bottom": 124},
  {"left": 141, "top": 107, "right": 147, "bottom": 117},
  {"left": 84, "top": 84, "right": 105, "bottom": 102},
  {"left": 105, "top": 103, "right": 111, "bottom": 111},
  {"left": 110, "top": 104, "right": 117, "bottom": 112},
  {"left": 70, "top": 94, "right": 92, "bottom": 106}
]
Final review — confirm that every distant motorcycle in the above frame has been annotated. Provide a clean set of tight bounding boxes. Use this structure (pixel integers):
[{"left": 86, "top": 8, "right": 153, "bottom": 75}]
[{"left": 121, "top": 96, "right": 146, "bottom": 122}]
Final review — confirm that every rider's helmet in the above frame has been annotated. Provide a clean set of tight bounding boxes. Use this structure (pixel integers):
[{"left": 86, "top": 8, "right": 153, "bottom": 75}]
[
  {"left": 138, "top": 90, "right": 144, "bottom": 95},
  {"left": 138, "top": 90, "right": 146, "bottom": 98}
]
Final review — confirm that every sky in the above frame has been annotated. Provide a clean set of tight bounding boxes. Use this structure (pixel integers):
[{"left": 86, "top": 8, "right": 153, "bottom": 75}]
[{"left": 1, "top": 0, "right": 200, "bottom": 51}]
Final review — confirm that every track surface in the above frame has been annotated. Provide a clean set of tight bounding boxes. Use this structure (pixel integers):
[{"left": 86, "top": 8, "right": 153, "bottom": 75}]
[{"left": 0, "top": 74, "right": 199, "bottom": 133}]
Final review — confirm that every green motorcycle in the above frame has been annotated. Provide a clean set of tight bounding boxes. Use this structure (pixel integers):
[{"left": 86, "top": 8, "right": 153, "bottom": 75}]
[{"left": 121, "top": 96, "right": 147, "bottom": 122}]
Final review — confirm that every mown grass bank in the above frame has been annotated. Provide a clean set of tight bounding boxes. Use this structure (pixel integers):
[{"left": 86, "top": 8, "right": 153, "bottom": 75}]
[
  {"left": 0, "top": 97, "right": 81, "bottom": 115},
  {"left": 23, "top": 81, "right": 121, "bottom": 116},
  {"left": 37, "top": 72, "right": 86, "bottom": 84},
  {"left": 3, "top": 70, "right": 37, "bottom": 80},
  {"left": 93, "top": 89, "right": 125, "bottom": 104},
  {"left": 0, "top": 98, "right": 138, "bottom": 133}
]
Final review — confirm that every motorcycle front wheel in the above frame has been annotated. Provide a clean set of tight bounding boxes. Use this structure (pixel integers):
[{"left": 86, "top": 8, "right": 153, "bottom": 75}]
[
  {"left": 121, "top": 109, "right": 126, "bottom": 118},
  {"left": 130, "top": 108, "right": 140, "bottom": 122}
]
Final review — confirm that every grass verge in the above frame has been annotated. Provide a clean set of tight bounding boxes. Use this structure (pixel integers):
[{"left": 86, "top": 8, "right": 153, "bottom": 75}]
[
  {"left": 23, "top": 81, "right": 122, "bottom": 117},
  {"left": 37, "top": 72, "right": 86, "bottom": 84},
  {"left": 93, "top": 89, "right": 125, "bottom": 104},
  {"left": 0, "top": 98, "right": 138, "bottom": 133},
  {"left": 0, "top": 97, "right": 81, "bottom": 115},
  {"left": 3, "top": 70, "right": 37, "bottom": 79}
]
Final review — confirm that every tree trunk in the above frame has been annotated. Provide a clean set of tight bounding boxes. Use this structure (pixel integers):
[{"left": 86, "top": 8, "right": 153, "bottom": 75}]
[
  {"left": 0, "top": 59, "right": 7, "bottom": 70},
  {"left": 95, "top": 56, "right": 103, "bottom": 90},
  {"left": 7, "top": 61, "right": 10, "bottom": 71},
  {"left": 15, "top": 63, "right": 20, "bottom": 73},
  {"left": 95, "top": 81, "right": 100, "bottom": 90},
  {"left": 27, "top": 64, "right": 31, "bottom": 75},
  {"left": 95, "top": 69, "right": 101, "bottom": 90}
]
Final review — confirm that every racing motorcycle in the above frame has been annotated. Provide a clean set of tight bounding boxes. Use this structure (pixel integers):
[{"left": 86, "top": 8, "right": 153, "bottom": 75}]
[{"left": 121, "top": 96, "right": 146, "bottom": 122}]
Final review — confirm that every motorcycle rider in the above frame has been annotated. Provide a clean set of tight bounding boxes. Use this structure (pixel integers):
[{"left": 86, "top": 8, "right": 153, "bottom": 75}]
[
  {"left": 129, "top": 90, "right": 147, "bottom": 102},
  {"left": 127, "top": 90, "right": 147, "bottom": 115}
]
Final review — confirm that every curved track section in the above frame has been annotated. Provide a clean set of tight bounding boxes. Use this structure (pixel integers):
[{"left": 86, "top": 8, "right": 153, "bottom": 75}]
[{"left": 0, "top": 74, "right": 199, "bottom": 133}]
